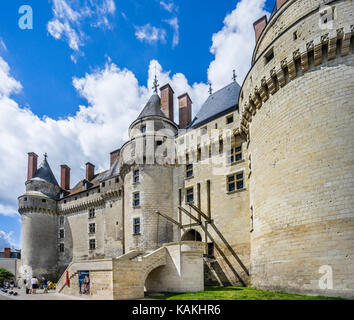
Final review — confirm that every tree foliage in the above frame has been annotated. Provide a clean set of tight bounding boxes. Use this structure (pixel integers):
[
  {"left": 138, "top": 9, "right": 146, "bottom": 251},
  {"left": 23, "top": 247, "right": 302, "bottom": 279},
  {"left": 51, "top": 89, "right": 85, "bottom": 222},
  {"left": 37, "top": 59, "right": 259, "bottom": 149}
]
[{"left": 0, "top": 267, "right": 14, "bottom": 282}]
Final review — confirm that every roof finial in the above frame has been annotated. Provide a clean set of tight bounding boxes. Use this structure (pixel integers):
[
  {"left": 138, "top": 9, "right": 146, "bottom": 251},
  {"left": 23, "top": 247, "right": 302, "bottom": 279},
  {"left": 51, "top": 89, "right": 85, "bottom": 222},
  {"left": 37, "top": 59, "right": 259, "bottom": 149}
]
[
  {"left": 232, "top": 69, "right": 237, "bottom": 82},
  {"left": 152, "top": 74, "right": 159, "bottom": 93},
  {"left": 208, "top": 82, "right": 213, "bottom": 95},
  {"left": 44, "top": 152, "right": 48, "bottom": 161},
  {"left": 152, "top": 64, "right": 159, "bottom": 93}
]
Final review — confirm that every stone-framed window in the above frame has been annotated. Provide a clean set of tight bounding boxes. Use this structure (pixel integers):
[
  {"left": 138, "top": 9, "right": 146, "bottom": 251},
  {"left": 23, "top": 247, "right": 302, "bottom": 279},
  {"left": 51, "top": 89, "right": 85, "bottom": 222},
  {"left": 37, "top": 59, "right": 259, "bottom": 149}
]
[
  {"left": 89, "top": 238, "right": 96, "bottom": 250},
  {"left": 226, "top": 114, "right": 234, "bottom": 124},
  {"left": 227, "top": 172, "right": 244, "bottom": 192},
  {"left": 89, "top": 208, "right": 95, "bottom": 219},
  {"left": 59, "top": 216, "right": 64, "bottom": 225},
  {"left": 133, "top": 192, "right": 140, "bottom": 207},
  {"left": 186, "top": 187, "right": 194, "bottom": 203},
  {"left": 133, "top": 169, "right": 140, "bottom": 183},
  {"left": 89, "top": 223, "right": 96, "bottom": 234},
  {"left": 133, "top": 217, "right": 141, "bottom": 235},
  {"left": 141, "top": 125, "right": 146, "bottom": 133},
  {"left": 264, "top": 47, "right": 274, "bottom": 65},
  {"left": 229, "top": 145, "right": 242, "bottom": 164},
  {"left": 186, "top": 163, "right": 193, "bottom": 178},
  {"left": 59, "top": 228, "right": 64, "bottom": 239},
  {"left": 59, "top": 243, "right": 64, "bottom": 253}
]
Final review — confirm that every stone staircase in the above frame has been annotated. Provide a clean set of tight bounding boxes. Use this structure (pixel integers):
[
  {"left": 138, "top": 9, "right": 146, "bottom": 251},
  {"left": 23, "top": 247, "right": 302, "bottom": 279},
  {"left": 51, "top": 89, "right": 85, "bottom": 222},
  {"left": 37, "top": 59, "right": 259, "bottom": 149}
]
[{"left": 56, "top": 247, "right": 167, "bottom": 299}]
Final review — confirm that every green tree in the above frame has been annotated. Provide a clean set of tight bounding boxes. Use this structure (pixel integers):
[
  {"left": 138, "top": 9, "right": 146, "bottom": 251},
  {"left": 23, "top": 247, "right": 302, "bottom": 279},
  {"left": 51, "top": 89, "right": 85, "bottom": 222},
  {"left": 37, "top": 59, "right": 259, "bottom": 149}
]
[{"left": 0, "top": 267, "right": 14, "bottom": 283}]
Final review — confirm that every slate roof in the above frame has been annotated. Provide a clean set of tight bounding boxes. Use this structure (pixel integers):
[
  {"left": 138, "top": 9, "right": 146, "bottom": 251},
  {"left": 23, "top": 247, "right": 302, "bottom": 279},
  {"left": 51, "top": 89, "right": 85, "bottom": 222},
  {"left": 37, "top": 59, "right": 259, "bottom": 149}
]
[
  {"left": 31, "top": 158, "right": 59, "bottom": 186},
  {"left": 68, "top": 159, "right": 120, "bottom": 197},
  {"left": 136, "top": 93, "right": 167, "bottom": 120},
  {"left": 190, "top": 81, "right": 241, "bottom": 128}
]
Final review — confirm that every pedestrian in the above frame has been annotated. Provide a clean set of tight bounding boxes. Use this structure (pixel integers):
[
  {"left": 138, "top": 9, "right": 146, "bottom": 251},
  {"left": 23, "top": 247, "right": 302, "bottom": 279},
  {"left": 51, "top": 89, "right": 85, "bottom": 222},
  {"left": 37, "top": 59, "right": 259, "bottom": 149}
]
[
  {"left": 9, "top": 279, "right": 15, "bottom": 290},
  {"left": 25, "top": 278, "right": 31, "bottom": 294},
  {"left": 41, "top": 276, "right": 48, "bottom": 293},
  {"left": 83, "top": 275, "right": 90, "bottom": 294},
  {"left": 31, "top": 276, "right": 39, "bottom": 294}
]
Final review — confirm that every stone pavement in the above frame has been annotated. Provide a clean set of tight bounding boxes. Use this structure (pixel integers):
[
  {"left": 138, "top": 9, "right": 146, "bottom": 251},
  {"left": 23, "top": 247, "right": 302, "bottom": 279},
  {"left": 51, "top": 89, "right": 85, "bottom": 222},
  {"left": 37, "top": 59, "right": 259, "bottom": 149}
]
[{"left": 0, "top": 288, "right": 88, "bottom": 300}]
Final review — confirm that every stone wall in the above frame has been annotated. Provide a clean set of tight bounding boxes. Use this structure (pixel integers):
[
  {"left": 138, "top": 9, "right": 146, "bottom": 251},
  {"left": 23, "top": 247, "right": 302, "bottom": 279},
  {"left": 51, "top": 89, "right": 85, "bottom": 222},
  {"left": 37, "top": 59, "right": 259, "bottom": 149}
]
[
  {"left": 240, "top": 0, "right": 354, "bottom": 298},
  {"left": 124, "top": 164, "right": 175, "bottom": 252},
  {"left": 174, "top": 110, "right": 251, "bottom": 286}
]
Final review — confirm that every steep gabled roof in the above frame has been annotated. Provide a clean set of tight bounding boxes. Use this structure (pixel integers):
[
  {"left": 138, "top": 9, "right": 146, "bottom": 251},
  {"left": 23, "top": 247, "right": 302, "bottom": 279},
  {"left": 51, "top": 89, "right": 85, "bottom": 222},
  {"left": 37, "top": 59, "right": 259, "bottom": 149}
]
[
  {"left": 31, "top": 158, "right": 59, "bottom": 186},
  {"left": 190, "top": 81, "right": 241, "bottom": 128},
  {"left": 136, "top": 93, "right": 167, "bottom": 120}
]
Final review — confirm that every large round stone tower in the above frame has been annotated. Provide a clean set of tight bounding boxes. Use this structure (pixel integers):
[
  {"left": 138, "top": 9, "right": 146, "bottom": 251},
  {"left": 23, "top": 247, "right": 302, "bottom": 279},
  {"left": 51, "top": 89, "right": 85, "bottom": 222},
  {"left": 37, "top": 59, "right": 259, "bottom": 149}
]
[
  {"left": 120, "top": 91, "right": 179, "bottom": 252},
  {"left": 240, "top": 0, "right": 353, "bottom": 298},
  {"left": 18, "top": 153, "right": 60, "bottom": 280}
]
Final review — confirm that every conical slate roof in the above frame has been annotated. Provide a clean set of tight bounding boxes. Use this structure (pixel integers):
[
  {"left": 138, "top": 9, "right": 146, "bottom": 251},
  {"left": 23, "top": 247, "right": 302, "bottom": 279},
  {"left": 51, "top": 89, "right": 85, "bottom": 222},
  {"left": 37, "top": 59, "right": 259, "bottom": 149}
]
[
  {"left": 31, "top": 158, "right": 59, "bottom": 186},
  {"left": 136, "top": 93, "right": 167, "bottom": 120}
]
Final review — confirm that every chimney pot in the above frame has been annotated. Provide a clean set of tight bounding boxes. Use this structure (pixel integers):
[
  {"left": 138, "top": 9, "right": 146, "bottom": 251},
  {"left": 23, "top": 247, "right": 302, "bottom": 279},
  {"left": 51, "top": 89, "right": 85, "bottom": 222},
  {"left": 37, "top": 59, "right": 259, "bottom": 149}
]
[
  {"left": 110, "top": 149, "right": 120, "bottom": 167},
  {"left": 160, "top": 83, "right": 174, "bottom": 122},
  {"left": 4, "top": 248, "right": 11, "bottom": 258},
  {"left": 178, "top": 93, "right": 192, "bottom": 129},
  {"left": 86, "top": 162, "right": 95, "bottom": 181},
  {"left": 27, "top": 152, "right": 38, "bottom": 181},
  {"left": 276, "top": 0, "right": 287, "bottom": 10},
  {"left": 60, "top": 165, "right": 71, "bottom": 190},
  {"left": 253, "top": 15, "right": 267, "bottom": 43}
]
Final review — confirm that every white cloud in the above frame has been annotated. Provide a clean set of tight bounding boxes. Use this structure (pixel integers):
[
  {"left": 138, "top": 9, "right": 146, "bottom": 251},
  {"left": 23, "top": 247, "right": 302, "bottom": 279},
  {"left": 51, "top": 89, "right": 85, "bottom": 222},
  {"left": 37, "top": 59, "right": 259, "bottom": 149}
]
[
  {"left": 164, "top": 17, "right": 179, "bottom": 48},
  {"left": 135, "top": 24, "right": 167, "bottom": 44},
  {"left": 0, "top": 0, "right": 270, "bottom": 225},
  {"left": 0, "top": 38, "right": 7, "bottom": 51},
  {"left": 47, "top": 0, "right": 116, "bottom": 59},
  {"left": 160, "top": 1, "right": 177, "bottom": 13},
  {"left": 0, "top": 230, "right": 19, "bottom": 249},
  {"left": 208, "top": 0, "right": 268, "bottom": 90},
  {"left": 0, "top": 54, "right": 207, "bottom": 219}
]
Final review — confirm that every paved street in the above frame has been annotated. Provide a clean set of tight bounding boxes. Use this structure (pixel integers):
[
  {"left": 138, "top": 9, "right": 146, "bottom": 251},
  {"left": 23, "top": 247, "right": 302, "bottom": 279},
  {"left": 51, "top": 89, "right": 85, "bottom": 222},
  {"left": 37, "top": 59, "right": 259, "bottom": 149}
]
[{"left": 0, "top": 288, "right": 87, "bottom": 300}]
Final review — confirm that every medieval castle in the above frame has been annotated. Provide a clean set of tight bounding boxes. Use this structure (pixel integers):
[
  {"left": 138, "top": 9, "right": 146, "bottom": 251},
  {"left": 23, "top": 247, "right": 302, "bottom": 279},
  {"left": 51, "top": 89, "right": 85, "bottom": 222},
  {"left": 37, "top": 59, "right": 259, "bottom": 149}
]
[{"left": 18, "top": 0, "right": 354, "bottom": 299}]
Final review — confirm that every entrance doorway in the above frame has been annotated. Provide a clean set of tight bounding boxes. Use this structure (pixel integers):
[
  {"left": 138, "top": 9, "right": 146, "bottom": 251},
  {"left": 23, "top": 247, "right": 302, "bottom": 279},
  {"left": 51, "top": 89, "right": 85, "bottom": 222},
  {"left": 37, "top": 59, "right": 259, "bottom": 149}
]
[{"left": 181, "top": 229, "right": 202, "bottom": 241}]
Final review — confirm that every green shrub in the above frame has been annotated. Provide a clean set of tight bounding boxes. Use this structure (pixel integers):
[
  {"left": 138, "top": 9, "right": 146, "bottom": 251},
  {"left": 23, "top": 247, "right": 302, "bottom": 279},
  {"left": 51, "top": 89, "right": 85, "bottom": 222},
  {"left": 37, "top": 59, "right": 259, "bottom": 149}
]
[{"left": 0, "top": 267, "right": 14, "bottom": 283}]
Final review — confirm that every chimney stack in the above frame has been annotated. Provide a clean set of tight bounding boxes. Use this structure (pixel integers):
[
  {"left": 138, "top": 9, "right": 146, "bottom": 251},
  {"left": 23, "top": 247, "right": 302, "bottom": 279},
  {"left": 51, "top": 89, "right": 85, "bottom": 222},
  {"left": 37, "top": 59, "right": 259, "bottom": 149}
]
[
  {"left": 276, "top": 0, "right": 287, "bottom": 9},
  {"left": 60, "top": 165, "right": 71, "bottom": 190},
  {"left": 178, "top": 93, "right": 192, "bottom": 129},
  {"left": 160, "top": 83, "right": 174, "bottom": 121},
  {"left": 4, "top": 248, "right": 11, "bottom": 258},
  {"left": 110, "top": 149, "right": 120, "bottom": 167},
  {"left": 253, "top": 15, "right": 267, "bottom": 43},
  {"left": 27, "top": 152, "right": 38, "bottom": 180},
  {"left": 86, "top": 162, "right": 95, "bottom": 181}
]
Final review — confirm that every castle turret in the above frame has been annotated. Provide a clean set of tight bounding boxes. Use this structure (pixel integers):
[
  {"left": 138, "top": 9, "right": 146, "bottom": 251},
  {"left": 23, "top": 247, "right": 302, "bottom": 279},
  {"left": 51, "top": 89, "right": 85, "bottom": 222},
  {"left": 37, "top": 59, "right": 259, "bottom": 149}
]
[
  {"left": 121, "top": 85, "right": 179, "bottom": 252},
  {"left": 240, "top": 0, "right": 354, "bottom": 298},
  {"left": 18, "top": 153, "right": 60, "bottom": 280}
]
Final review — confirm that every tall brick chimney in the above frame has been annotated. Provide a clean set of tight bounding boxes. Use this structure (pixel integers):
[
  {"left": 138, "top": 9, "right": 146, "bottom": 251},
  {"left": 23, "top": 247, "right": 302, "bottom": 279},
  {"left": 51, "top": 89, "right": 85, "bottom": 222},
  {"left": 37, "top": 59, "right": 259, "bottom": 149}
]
[
  {"left": 27, "top": 152, "right": 38, "bottom": 181},
  {"left": 4, "top": 248, "right": 11, "bottom": 258},
  {"left": 178, "top": 93, "right": 192, "bottom": 129},
  {"left": 60, "top": 165, "right": 71, "bottom": 190},
  {"left": 276, "top": 0, "right": 288, "bottom": 9},
  {"left": 160, "top": 83, "right": 174, "bottom": 122},
  {"left": 110, "top": 149, "right": 120, "bottom": 167},
  {"left": 253, "top": 15, "right": 267, "bottom": 43},
  {"left": 86, "top": 162, "right": 95, "bottom": 181}
]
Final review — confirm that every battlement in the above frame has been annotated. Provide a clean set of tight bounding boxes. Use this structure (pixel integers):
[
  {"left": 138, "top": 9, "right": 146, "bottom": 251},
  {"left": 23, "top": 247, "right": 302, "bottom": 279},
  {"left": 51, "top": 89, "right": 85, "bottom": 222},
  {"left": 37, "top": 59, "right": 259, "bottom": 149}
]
[
  {"left": 241, "top": 0, "right": 354, "bottom": 134},
  {"left": 18, "top": 194, "right": 57, "bottom": 215}
]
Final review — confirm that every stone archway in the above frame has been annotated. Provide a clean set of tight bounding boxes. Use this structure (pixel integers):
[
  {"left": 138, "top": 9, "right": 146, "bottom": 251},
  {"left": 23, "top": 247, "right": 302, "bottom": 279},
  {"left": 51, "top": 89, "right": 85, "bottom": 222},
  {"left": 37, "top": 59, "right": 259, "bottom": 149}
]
[{"left": 181, "top": 229, "right": 202, "bottom": 241}]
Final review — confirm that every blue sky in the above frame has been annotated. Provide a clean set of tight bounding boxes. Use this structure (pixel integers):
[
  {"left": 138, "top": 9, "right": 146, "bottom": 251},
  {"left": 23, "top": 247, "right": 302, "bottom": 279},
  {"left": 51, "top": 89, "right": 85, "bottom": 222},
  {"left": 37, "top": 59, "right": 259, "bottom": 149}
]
[{"left": 0, "top": 0, "right": 273, "bottom": 249}]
